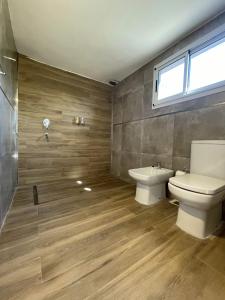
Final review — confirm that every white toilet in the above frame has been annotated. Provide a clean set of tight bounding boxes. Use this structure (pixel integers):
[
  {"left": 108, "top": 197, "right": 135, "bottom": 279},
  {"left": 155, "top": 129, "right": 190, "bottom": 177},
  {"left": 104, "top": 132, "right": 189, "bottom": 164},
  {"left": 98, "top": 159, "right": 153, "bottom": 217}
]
[
  {"left": 129, "top": 166, "right": 174, "bottom": 205},
  {"left": 169, "top": 140, "right": 225, "bottom": 239}
]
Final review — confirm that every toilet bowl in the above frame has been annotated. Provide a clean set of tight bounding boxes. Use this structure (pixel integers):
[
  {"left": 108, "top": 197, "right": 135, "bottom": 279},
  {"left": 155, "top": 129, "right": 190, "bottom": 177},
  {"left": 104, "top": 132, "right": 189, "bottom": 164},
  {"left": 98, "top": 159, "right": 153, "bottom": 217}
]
[
  {"left": 129, "top": 167, "right": 174, "bottom": 205},
  {"left": 169, "top": 174, "right": 225, "bottom": 238},
  {"left": 168, "top": 140, "right": 225, "bottom": 239}
]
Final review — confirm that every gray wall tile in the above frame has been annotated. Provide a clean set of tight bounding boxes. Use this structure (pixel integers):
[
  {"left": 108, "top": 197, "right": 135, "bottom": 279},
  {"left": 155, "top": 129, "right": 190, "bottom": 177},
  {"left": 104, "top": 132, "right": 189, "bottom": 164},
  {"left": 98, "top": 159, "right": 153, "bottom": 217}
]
[
  {"left": 111, "top": 12, "right": 225, "bottom": 186},
  {"left": 112, "top": 124, "right": 122, "bottom": 152},
  {"left": 123, "top": 87, "right": 144, "bottom": 122},
  {"left": 144, "top": 63, "right": 154, "bottom": 85},
  {"left": 172, "top": 156, "right": 190, "bottom": 172},
  {"left": 142, "top": 115, "right": 174, "bottom": 155},
  {"left": 0, "top": 0, "right": 18, "bottom": 229},
  {"left": 0, "top": 91, "right": 17, "bottom": 229},
  {"left": 115, "top": 70, "right": 144, "bottom": 98},
  {"left": 143, "top": 82, "right": 153, "bottom": 118},
  {"left": 111, "top": 151, "right": 121, "bottom": 177},
  {"left": 174, "top": 105, "right": 225, "bottom": 158},
  {"left": 113, "top": 96, "right": 123, "bottom": 124},
  {"left": 120, "top": 152, "right": 141, "bottom": 182},
  {"left": 141, "top": 153, "right": 172, "bottom": 169},
  {"left": 122, "top": 121, "right": 142, "bottom": 153}
]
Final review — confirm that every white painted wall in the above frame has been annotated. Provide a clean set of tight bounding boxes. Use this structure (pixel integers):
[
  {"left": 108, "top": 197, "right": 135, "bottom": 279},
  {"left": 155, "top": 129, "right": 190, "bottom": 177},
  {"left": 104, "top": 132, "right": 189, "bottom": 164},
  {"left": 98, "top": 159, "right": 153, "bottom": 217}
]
[{"left": 8, "top": 0, "right": 225, "bottom": 83}]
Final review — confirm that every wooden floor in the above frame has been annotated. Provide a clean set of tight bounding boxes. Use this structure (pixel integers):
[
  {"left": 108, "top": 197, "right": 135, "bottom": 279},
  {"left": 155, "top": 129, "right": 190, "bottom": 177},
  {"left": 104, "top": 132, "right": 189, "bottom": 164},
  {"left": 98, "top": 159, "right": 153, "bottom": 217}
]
[{"left": 1, "top": 175, "right": 225, "bottom": 299}]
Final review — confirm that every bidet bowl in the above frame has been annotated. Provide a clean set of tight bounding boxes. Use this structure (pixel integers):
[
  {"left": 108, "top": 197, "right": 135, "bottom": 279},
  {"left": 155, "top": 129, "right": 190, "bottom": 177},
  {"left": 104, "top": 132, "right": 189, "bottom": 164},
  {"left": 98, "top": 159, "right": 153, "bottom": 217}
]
[
  {"left": 129, "top": 167, "right": 174, "bottom": 185},
  {"left": 128, "top": 166, "right": 174, "bottom": 205}
]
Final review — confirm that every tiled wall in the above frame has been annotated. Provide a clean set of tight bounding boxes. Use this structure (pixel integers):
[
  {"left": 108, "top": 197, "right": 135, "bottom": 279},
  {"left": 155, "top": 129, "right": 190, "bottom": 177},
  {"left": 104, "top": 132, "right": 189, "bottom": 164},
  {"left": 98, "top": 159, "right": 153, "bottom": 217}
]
[
  {"left": 111, "top": 12, "right": 225, "bottom": 182},
  {"left": 0, "top": 0, "right": 18, "bottom": 229},
  {"left": 18, "top": 56, "right": 112, "bottom": 186},
  {"left": 0, "top": 90, "right": 17, "bottom": 227}
]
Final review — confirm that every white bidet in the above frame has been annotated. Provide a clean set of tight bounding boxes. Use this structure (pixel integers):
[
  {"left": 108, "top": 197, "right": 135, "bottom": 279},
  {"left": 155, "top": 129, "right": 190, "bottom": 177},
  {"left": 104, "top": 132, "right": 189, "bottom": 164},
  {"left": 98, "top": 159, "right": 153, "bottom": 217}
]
[{"left": 129, "top": 166, "right": 174, "bottom": 205}]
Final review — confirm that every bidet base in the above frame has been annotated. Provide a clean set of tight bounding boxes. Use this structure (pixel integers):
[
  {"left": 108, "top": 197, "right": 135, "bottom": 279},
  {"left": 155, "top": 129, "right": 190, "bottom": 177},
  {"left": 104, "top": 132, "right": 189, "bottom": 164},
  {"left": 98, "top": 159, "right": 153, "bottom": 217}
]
[
  {"left": 176, "top": 203, "right": 222, "bottom": 239},
  {"left": 135, "top": 183, "right": 166, "bottom": 205}
]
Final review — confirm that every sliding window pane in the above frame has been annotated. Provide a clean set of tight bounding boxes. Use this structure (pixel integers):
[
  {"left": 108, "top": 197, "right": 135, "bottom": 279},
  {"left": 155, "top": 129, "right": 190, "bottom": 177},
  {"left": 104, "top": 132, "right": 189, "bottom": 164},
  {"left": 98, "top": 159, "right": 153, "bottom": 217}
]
[
  {"left": 158, "top": 58, "right": 185, "bottom": 100},
  {"left": 189, "top": 39, "right": 225, "bottom": 92}
]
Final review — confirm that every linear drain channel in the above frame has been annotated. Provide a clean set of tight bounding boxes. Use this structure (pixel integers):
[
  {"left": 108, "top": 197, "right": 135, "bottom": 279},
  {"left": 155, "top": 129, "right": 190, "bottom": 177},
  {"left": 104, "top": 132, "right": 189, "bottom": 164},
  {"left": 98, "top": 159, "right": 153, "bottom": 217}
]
[{"left": 33, "top": 185, "right": 39, "bottom": 205}]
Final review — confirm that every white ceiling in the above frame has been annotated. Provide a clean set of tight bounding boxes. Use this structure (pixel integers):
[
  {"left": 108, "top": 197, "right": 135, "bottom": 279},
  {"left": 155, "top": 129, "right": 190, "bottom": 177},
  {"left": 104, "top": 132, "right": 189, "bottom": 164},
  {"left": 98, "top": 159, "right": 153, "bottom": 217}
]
[{"left": 8, "top": 0, "right": 225, "bottom": 84}]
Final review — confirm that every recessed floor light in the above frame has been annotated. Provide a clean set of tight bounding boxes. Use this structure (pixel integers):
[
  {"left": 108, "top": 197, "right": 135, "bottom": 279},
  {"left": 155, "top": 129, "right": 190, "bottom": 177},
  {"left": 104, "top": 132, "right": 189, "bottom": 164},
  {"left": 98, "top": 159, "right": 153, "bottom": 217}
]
[
  {"left": 12, "top": 153, "right": 18, "bottom": 159},
  {"left": 76, "top": 180, "right": 83, "bottom": 185},
  {"left": 84, "top": 187, "right": 92, "bottom": 192}
]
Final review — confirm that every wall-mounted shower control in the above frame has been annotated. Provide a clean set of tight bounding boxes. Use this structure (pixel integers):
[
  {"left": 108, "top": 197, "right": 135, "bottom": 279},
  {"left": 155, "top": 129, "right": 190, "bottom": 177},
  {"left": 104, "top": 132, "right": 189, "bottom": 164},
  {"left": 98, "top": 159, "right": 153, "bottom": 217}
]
[
  {"left": 43, "top": 118, "right": 50, "bottom": 129},
  {"left": 42, "top": 118, "right": 50, "bottom": 141}
]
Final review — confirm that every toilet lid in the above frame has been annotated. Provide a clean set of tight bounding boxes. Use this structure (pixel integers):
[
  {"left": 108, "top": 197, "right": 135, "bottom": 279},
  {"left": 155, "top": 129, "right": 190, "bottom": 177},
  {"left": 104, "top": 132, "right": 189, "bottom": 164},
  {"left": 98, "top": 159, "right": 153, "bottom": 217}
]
[{"left": 169, "top": 174, "right": 225, "bottom": 195}]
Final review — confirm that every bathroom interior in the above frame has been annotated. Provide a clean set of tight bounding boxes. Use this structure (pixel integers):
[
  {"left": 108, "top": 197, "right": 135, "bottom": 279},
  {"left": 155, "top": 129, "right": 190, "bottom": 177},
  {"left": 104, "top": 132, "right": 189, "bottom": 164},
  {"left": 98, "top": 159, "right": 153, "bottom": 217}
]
[{"left": 1, "top": 0, "right": 225, "bottom": 299}]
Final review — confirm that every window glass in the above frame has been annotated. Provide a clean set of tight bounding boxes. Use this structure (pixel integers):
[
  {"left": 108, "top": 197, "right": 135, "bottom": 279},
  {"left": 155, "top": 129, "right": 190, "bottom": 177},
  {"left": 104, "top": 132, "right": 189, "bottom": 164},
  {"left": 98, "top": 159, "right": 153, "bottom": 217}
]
[
  {"left": 189, "top": 39, "right": 225, "bottom": 92},
  {"left": 158, "top": 58, "right": 185, "bottom": 100}
]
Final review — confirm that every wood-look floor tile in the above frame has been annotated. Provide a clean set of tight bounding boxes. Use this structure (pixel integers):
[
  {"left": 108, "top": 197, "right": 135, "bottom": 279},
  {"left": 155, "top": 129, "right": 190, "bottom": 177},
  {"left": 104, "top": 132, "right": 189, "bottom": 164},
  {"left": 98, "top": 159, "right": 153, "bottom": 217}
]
[
  {"left": 0, "top": 224, "right": 38, "bottom": 251},
  {"left": 197, "top": 233, "right": 225, "bottom": 277},
  {"left": 39, "top": 207, "right": 135, "bottom": 256},
  {"left": 0, "top": 237, "right": 39, "bottom": 274},
  {"left": 89, "top": 238, "right": 202, "bottom": 300},
  {"left": 38, "top": 195, "right": 132, "bottom": 233},
  {"left": 45, "top": 229, "right": 167, "bottom": 300},
  {"left": 41, "top": 209, "right": 154, "bottom": 281},
  {"left": 40, "top": 202, "right": 176, "bottom": 282},
  {"left": 12, "top": 232, "right": 157, "bottom": 300},
  {"left": 1, "top": 176, "right": 225, "bottom": 300},
  {"left": 162, "top": 257, "right": 225, "bottom": 300},
  {"left": 0, "top": 258, "right": 42, "bottom": 300}
]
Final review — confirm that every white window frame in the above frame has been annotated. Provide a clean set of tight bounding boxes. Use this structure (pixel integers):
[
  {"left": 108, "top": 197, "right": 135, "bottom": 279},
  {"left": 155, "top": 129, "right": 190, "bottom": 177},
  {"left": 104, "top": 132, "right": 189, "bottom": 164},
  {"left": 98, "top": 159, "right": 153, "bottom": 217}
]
[{"left": 152, "top": 25, "right": 225, "bottom": 109}]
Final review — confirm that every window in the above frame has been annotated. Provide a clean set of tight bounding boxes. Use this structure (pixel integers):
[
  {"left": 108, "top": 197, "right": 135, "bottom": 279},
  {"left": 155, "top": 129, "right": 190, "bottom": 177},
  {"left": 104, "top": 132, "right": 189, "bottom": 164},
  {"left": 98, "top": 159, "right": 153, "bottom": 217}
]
[
  {"left": 158, "top": 57, "right": 185, "bottom": 100},
  {"left": 189, "top": 39, "right": 225, "bottom": 92},
  {"left": 153, "top": 30, "right": 225, "bottom": 108}
]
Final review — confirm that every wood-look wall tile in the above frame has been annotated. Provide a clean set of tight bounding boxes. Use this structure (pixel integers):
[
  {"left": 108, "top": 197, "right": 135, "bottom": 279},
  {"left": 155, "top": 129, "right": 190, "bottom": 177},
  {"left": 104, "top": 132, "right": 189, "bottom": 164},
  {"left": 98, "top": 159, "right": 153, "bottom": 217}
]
[{"left": 18, "top": 56, "right": 112, "bottom": 186}]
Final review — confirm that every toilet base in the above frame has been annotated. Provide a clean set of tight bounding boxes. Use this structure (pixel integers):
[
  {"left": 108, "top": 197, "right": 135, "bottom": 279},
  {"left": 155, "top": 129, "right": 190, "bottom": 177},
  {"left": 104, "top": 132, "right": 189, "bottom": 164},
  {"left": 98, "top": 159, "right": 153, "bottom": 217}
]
[
  {"left": 135, "top": 183, "right": 166, "bottom": 205},
  {"left": 176, "top": 203, "right": 222, "bottom": 239}
]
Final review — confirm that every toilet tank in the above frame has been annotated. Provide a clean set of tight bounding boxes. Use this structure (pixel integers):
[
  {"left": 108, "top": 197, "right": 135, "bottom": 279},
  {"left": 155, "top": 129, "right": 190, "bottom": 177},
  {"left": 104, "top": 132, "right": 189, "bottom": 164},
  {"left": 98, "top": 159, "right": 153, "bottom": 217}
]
[{"left": 190, "top": 140, "right": 225, "bottom": 180}]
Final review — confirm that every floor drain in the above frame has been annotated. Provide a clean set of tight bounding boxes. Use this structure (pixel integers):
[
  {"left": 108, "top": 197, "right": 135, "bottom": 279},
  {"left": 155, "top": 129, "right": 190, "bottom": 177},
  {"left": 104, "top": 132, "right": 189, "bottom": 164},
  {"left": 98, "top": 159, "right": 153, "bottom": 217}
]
[
  {"left": 33, "top": 185, "right": 39, "bottom": 205},
  {"left": 169, "top": 199, "right": 179, "bottom": 206}
]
